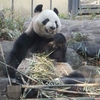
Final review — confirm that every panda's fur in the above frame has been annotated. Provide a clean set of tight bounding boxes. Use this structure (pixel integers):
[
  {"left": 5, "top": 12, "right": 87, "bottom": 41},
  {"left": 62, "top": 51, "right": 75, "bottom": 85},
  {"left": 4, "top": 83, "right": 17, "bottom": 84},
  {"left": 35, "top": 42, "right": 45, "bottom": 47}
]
[
  {"left": 42, "top": 33, "right": 67, "bottom": 62},
  {"left": 5, "top": 4, "right": 66, "bottom": 78},
  {"left": 26, "top": 4, "right": 61, "bottom": 38}
]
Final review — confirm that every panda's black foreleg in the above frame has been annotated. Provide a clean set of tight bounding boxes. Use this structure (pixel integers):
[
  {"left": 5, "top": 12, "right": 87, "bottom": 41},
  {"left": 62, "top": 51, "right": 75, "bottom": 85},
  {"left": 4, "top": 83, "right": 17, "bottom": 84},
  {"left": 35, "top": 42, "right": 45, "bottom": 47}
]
[
  {"left": 49, "top": 33, "right": 67, "bottom": 62},
  {"left": 5, "top": 33, "right": 34, "bottom": 78}
]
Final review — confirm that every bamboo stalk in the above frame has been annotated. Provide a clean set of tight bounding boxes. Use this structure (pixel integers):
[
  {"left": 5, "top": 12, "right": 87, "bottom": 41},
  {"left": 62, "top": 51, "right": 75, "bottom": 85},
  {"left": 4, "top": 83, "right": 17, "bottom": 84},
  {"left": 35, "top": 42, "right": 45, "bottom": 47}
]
[
  {"left": 20, "top": 97, "right": 97, "bottom": 100},
  {"left": 0, "top": 60, "right": 37, "bottom": 83},
  {"left": 22, "top": 83, "right": 100, "bottom": 89},
  {"left": 43, "top": 88, "right": 100, "bottom": 95}
]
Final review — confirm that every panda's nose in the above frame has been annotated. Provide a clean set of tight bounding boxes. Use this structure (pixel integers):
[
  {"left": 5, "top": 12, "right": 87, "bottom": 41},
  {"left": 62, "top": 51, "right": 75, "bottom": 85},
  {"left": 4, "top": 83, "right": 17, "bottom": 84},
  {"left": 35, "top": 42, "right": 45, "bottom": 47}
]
[{"left": 50, "top": 26, "right": 55, "bottom": 30}]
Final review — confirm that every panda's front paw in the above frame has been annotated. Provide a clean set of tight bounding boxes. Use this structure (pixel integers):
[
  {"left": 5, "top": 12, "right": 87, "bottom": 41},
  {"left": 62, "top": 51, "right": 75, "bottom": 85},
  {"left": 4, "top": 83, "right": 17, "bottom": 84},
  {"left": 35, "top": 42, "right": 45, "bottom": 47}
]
[{"left": 54, "top": 33, "right": 66, "bottom": 48}]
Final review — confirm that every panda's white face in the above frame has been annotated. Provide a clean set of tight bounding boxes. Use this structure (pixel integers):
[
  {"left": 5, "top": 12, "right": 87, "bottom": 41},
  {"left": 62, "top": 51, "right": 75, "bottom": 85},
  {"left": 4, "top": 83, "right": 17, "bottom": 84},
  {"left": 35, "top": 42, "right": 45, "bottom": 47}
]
[{"left": 33, "top": 10, "right": 61, "bottom": 38}]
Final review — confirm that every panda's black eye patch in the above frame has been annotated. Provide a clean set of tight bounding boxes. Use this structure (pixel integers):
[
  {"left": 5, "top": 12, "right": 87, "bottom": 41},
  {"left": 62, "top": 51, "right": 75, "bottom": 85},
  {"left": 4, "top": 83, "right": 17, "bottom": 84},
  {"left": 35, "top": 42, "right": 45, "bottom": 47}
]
[
  {"left": 42, "top": 18, "right": 49, "bottom": 25},
  {"left": 55, "top": 21, "right": 58, "bottom": 28}
]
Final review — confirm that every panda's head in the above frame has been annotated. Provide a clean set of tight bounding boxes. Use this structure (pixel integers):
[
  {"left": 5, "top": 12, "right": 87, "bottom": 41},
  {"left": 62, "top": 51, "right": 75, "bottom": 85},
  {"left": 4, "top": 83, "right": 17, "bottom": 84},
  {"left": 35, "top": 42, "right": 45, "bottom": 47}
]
[{"left": 26, "top": 4, "right": 61, "bottom": 38}]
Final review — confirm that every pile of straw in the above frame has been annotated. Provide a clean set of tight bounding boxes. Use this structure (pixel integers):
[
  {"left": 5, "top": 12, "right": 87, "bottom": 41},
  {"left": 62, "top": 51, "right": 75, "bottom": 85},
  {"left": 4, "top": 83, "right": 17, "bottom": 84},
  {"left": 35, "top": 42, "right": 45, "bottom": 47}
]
[{"left": 25, "top": 53, "right": 59, "bottom": 84}]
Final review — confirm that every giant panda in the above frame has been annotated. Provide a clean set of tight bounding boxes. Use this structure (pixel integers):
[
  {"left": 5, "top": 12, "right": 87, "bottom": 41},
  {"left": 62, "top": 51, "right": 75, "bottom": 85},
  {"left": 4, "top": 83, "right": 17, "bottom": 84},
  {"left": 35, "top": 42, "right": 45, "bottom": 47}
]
[
  {"left": 4, "top": 4, "right": 86, "bottom": 98},
  {"left": 5, "top": 4, "right": 67, "bottom": 78}
]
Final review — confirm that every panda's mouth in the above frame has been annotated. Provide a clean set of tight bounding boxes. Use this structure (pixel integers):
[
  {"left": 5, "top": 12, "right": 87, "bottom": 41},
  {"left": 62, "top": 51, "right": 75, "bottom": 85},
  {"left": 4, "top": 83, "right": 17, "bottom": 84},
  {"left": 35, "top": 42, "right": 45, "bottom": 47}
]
[{"left": 45, "top": 28, "right": 56, "bottom": 34}]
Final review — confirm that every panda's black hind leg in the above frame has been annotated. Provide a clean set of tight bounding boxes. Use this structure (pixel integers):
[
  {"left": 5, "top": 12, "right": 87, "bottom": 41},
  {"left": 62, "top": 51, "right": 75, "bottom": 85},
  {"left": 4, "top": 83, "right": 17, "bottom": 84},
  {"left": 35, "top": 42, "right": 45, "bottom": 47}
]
[
  {"left": 34, "top": 4, "right": 43, "bottom": 13},
  {"left": 60, "top": 71, "right": 85, "bottom": 84},
  {"left": 5, "top": 33, "right": 35, "bottom": 78}
]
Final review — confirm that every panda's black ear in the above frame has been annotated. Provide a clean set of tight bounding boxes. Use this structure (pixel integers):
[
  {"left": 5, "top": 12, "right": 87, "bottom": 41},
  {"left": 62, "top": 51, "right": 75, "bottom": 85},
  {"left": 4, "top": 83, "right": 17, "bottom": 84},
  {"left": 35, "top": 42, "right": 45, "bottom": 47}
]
[
  {"left": 34, "top": 4, "right": 43, "bottom": 13},
  {"left": 53, "top": 8, "right": 59, "bottom": 15}
]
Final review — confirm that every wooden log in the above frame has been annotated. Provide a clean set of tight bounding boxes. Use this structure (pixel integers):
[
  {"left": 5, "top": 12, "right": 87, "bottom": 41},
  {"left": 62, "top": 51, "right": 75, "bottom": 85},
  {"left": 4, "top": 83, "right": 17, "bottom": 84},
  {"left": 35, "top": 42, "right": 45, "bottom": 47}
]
[{"left": 22, "top": 97, "right": 95, "bottom": 100}]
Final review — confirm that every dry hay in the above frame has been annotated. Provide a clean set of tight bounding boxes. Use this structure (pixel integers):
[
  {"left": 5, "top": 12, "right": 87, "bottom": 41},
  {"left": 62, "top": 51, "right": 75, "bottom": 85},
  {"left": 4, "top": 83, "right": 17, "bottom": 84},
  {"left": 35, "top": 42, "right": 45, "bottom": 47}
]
[{"left": 24, "top": 53, "right": 59, "bottom": 84}]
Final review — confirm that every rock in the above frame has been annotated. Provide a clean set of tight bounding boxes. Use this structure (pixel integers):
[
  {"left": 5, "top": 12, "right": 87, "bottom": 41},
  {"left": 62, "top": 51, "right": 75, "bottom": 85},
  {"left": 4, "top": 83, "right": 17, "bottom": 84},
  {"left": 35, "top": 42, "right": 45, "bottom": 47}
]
[
  {"left": 94, "top": 74, "right": 100, "bottom": 83},
  {"left": 66, "top": 48, "right": 83, "bottom": 69},
  {"left": 77, "top": 65, "right": 97, "bottom": 78},
  {"left": 68, "top": 41, "right": 100, "bottom": 59},
  {"left": 23, "top": 18, "right": 32, "bottom": 31},
  {"left": 0, "top": 40, "right": 14, "bottom": 77},
  {"left": 18, "top": 57, "right": 73, "bottom": 77},
  {"left": 0, "top": 55, "right": 5, "bottom": 77},
  {"left": 60, "top": 19, "right": 100, "bottom": 42},
  {"left": 55, "top": 62, "right": 73, "bottom": 77},
  {"left": 17, "top": 58, "right": 31, "bottom": 72},
  {"left": 0, "top": 40, "right": 14, "bottom": 58}
]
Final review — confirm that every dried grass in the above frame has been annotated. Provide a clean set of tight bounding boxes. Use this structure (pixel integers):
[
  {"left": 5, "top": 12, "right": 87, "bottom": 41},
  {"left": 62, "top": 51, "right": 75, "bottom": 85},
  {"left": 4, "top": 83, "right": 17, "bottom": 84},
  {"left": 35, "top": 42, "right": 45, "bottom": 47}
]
[{"left": 25, "top": 54, "right": 59, "bottom": 83}]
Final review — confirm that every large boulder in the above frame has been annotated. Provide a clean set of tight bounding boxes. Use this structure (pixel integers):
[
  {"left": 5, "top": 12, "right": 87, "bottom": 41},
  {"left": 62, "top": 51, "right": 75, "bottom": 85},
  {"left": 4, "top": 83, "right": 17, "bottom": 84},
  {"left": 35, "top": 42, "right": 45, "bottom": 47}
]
[
  {"left": 0, "top": 40, "right": 14, "bottom": 58},
  {"left": 0, "top": 54, "right": 4, "bottom": 76},
  {"left": 68, "top": 41, "right": 100, "bottom": 59},
  {"left": 0, "top": 41, "right": 14, "bottom": 77},
  {"left": 67, "top": 48, "right": 84, "bottom": 69},
  {"left": 77, "top": 65, "right": 97, "bottom": 78},
  {"left": 23, "top": 18, "right": 32, "bottom": 31},
  {"left": 60, "top": 19, "right": 100, "bottom": 42}
]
